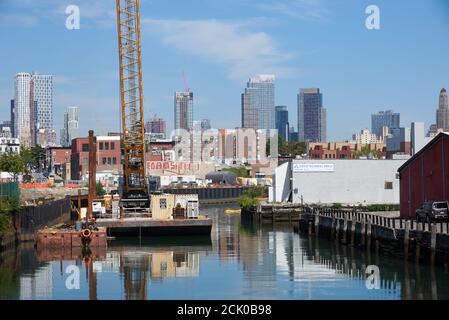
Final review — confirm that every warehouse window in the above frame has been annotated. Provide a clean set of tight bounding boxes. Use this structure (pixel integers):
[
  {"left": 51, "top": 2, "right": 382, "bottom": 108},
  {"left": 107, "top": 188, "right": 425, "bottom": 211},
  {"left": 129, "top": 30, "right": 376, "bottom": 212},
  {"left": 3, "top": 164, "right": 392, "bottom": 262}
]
[
  {"left": 112, "top": 157, "right": 117, "bottom": 165},
  {"left": 111, "top": 142, "right": 115, "bottom": 150},
  {"left": 99, "top": 142, "right": 104, "bottom": 150},
  {"left": 105, "top": 142, "right": 109, "bottom": 150},
  {"left": 384, "top": 181, "right": 393, "bottom": 190},
  {"left": 82, "top": 144, "right": 89, "bottom": 152},
  {"left": 160, "top": 198, "right": 167, "bottom": 209},
  {"left": 102, "top": 157, "right": 106, "bottom": 165},
  {"left": 108, "top": 157, "right": 112, "bottom": 165}
]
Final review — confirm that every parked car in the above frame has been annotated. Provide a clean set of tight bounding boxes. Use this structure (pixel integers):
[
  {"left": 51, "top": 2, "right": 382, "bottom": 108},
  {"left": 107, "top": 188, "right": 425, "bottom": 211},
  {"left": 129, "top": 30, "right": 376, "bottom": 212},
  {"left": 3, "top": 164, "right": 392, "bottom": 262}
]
[{"left": 416, "top": 201, "right": 449, "bottom": 222}]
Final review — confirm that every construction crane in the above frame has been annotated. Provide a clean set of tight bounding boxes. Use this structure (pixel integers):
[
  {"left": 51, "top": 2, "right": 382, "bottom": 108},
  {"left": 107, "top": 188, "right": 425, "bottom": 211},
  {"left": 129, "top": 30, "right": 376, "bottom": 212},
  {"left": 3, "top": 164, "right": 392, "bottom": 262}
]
[{"left": 116, "top": 0, "right": 148, "bottom": 209}]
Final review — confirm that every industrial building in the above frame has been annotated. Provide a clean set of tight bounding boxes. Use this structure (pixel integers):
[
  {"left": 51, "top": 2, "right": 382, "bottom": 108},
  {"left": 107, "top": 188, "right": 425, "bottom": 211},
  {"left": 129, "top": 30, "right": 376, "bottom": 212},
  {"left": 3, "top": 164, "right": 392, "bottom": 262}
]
[
  {"left": 398, "top": 132, "right": 449, "bottom": 219},
  {"left": 271, "top": 159, "right": 406, "bottom": 205}
]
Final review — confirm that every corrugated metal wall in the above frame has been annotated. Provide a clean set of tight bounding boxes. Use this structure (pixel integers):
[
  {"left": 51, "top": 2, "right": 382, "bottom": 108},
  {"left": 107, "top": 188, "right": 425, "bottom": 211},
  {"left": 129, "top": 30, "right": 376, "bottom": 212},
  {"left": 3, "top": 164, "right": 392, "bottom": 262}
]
[{"left": 399, "top": 134, "right": 449, "bottom": 218}]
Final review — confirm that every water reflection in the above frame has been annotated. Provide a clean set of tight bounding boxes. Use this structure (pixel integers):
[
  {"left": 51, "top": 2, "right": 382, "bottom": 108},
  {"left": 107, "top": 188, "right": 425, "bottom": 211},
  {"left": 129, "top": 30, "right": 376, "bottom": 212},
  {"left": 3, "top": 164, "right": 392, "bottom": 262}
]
[{"left": 1, "top": 205, "right": 449, "bottom": 300}]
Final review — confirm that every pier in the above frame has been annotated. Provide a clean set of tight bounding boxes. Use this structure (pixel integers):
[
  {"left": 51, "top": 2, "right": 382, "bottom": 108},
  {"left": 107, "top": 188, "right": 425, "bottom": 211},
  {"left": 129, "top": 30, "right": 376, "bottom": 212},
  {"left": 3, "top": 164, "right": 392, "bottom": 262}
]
[{"left": 244, "top": 203, "right": 449, "bottom": 266}]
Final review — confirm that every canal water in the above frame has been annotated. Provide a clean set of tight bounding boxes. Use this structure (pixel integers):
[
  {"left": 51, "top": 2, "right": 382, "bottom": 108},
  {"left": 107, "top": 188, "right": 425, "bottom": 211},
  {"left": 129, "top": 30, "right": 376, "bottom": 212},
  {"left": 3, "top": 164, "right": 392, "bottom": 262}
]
[{"left": 1, "top": 204, "right": 449, "bottom": 300}]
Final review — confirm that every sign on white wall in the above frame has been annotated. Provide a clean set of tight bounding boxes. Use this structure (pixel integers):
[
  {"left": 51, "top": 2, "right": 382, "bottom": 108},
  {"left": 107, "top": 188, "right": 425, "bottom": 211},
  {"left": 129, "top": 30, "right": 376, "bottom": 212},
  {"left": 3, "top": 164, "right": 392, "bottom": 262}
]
[{"left": 293, "top": 163, "right": 335, "bottom": 173}]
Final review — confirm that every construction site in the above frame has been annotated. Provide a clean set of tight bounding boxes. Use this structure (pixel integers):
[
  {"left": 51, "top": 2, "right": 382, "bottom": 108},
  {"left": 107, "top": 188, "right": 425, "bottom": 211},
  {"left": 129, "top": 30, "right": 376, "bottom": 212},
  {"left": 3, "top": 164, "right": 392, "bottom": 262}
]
[{"left": 28, "top": 0, "right": 212, "bottom": 252}]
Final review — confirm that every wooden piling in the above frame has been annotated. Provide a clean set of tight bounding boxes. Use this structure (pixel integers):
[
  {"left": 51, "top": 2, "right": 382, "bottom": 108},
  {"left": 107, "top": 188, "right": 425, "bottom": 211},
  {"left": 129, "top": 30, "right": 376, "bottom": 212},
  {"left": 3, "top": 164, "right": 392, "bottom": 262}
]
[
  {"left": 404, "top": 220, "right": 410, "bottom": 259},
  {"left": 431, "top": 224, "right": 437, "bottom": 265},
  {"left": 366, "top": 218, "right": 372, "bottom": 251},
  {"left": 314, "top": 213, "right": 319, "bottom": 236},
  {"left": 360, "top": 218, "right": 366, "bottom": 247},
  {"left": 350, "top": 218, "right": 356, "bottom": 246},
  {"left": 342, "top": 218, "right": 348, "bottom": 244},
  {"left": 335, "top": 217, "right": 339, "bottom": 241}
]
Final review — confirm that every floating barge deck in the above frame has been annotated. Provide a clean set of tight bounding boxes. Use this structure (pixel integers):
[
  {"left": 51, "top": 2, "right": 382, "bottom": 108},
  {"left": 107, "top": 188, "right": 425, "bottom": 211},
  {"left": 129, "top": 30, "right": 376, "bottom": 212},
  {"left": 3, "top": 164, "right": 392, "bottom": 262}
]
[{"left": 96, "top": 217, "right": 213, "bottom": 237}]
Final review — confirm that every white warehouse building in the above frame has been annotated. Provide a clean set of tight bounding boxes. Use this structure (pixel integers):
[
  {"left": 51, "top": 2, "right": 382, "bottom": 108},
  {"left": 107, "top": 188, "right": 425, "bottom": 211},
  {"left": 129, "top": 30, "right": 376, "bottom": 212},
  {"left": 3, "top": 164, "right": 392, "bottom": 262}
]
[{"left": 271, "top": 159, "right": 406, "bottom": 206}]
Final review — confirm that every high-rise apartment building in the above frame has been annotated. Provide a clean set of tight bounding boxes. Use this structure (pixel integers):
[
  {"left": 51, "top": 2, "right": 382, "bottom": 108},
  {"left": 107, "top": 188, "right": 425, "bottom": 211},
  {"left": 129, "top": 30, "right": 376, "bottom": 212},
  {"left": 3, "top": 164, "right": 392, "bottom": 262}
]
[
  {"left": 241, "top": 75, "right": 275, "bottom": 131},
  {"left": 14, "top": 73, "right": 32, "bottom": 146},
  {"left": 13, "top": 72, "right": 54, "bottom": 147},
  {"left": 60, "top": 106, "right": 79, "bottom": 147},
  {"left": 371, "top": 110, "right": 400, "bottom": 138},
  {"left": 31, "top": 73, "right": 53, "bottom": 132},
  {"left": 297, "top": 88, "right": 327, "bottom": 142},
  {"left": 275, "top": 106, "right": 289, "bottom": 141},
  {"left": 174, "top": 91, "right": 193, "bottom": 130},
  {"left": 10, "top": 99, "right": 15, "bottom": 138},
  {"left": 436, "top": 88, "right": 449, "bottom": 131}
]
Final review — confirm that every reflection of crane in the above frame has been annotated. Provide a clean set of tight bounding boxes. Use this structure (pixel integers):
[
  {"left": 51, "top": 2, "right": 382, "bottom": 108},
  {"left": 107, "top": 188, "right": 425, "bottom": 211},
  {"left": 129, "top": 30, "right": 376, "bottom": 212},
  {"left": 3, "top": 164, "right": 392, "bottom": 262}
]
[
  {"left": 116, "top": 0, "right": 148, "bottom": 209},
  {"left": 120, "top": 250, "right": 150, "bottom": 300}
]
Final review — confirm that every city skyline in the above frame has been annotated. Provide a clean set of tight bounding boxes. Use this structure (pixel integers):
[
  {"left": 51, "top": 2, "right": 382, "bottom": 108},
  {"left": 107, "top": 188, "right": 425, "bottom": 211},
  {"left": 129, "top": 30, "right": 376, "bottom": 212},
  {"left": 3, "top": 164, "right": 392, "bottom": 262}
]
[{"left": 0, "top": 0, "right": 448, "bottom": 140}]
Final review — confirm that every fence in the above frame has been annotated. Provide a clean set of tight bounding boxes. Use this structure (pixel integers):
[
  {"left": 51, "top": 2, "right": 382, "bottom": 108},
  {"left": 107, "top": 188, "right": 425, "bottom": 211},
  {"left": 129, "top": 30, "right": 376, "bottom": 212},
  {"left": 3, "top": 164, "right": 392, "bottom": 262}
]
[
  {"left": 0, "top": 181, "right": 20, "bottom": 200},
  {"left": 12, "top": 196, "right": 72, "bottom": 242}
]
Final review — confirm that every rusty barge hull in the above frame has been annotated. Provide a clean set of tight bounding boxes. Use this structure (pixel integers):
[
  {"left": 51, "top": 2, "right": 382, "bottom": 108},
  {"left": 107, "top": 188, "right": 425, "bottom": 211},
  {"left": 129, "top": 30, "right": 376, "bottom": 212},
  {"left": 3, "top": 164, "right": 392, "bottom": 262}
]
[{"left": 96, "top": 218, "right": 213, "bottom": 237}]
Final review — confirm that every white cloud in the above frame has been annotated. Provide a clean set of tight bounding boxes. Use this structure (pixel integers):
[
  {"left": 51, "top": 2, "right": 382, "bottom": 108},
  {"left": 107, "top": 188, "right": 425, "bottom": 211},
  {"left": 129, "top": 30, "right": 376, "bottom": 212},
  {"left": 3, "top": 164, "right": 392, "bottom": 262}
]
[
  {"left": 141, "top": 18, "right": 296, "bottom": 80},
  {"left": 257, "top": 0, "right": 330, "bottom": 21}
]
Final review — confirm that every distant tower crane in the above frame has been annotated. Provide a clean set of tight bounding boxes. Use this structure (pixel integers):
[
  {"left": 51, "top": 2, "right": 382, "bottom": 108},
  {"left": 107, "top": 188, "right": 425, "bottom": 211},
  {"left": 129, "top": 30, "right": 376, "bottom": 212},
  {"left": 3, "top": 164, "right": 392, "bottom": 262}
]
[{"left": 116, "top": 0, "right": 148, "bottom": 209}]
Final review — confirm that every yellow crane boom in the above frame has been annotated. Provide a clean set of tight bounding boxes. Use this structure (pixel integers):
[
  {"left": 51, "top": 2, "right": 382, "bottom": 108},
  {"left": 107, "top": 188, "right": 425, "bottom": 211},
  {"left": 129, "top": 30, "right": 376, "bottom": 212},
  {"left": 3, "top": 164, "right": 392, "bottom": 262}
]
[{"left": 116, "top": 0, "right": 148, "bottom": 206}]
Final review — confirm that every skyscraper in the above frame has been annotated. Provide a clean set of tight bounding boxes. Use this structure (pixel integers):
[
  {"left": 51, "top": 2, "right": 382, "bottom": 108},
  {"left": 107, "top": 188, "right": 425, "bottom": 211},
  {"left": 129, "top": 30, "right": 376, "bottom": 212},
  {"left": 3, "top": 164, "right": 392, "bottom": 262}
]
[
  {"left": 241, "top": 75, "right": 275, "bottom": 130},
  {"left": 10, "top": 99, "right": 14, "bottom": 138},
  {"left": 13, "top": 72, "right": 54, "bottom": 147},
  {"left": 275, "top": 106, "right": 289, "bottom": 141},
  {"left": 297, "top": 88, "right": 327, "bottom": 142},
  {"left": 436, "top": 88, "right": 449, "bottom": 131},
  {"left": 174, "top": 91, "right": 193, "bottom": 130},
  {"left": 14, "top": 73, "right": 32, "bottom": 146},
  {"left": 61, "top": 106, "right": 79, "bottom": 147},
  {"left": 371, "top": 110, "right": 400, "bottom": 138},
  {"left": 31, "top": 73, "right": 53, "bottom": 133}
]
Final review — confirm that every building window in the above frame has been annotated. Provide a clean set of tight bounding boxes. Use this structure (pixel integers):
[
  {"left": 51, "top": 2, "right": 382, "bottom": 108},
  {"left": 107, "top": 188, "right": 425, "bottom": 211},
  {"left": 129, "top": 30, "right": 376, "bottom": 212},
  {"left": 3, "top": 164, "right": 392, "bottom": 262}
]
[
  {"left": 102, "top": 157, "right": 107, "bottom": 165},
  {"left": 111, "top": 142, "right": 115, "bottom": 150},
  {"left": 112, "top": 157, "right": 117, "bottom": 165},
  {"left": 99, "top": 142, "right": 104, "bottom": 150},
  {"left": 105, "top": 142, "right": 109, "bottom": 150},
  {"left": 384, "top": 181, "right": 393, "bottom": 190},
  {"left": 83, "top": 158, "right": 88, "bottom": 165},
  {"left": 82, "top": 144, "right": 89, "bottom": 152},
  {"left": 107, "top": 157, "right": 112, "bottom": 165},
  {"left": 160, "top": 198, "right": 167, "bottom": 209}
]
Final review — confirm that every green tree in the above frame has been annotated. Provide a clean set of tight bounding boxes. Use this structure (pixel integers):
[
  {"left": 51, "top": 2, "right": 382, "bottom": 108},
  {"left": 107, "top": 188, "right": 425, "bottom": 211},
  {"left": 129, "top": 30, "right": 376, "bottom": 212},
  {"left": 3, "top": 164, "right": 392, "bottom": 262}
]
[
  {"left": 0, "top": 197, "right": 20, "bottom": 237},
  {"left": 238, "top": 186, "right": 266, "bottom": 210},
  {"left": 0, "top": 153, "right": 24, "bottom": 181},
  {"left": 96, "top": 181, "right": 106, "bottom": 196},
  {"left": 20, "top": 145, "right": 46, "bottom": 174}
]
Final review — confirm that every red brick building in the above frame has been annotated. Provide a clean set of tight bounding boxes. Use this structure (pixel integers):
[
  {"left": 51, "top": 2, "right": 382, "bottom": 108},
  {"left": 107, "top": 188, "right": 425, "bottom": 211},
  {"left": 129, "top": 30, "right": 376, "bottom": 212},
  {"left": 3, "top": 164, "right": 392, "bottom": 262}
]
[
  {"left": 71, "top": 135, "right": 121, "bottom": 180},
  {"left": 145, "top": 140, "right": 174, "bottom": 161},
  {"left": 45, "top": 147, "right": 71, "bottom": 176},
  {"left": 398, "top": 132, "right": 449, "bottom": 219}
]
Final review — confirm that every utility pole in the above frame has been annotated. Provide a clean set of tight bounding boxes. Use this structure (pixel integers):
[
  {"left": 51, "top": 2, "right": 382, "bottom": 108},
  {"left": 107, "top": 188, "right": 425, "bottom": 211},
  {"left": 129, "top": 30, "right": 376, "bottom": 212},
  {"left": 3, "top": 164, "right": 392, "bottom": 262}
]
[{"left": 87, "top": 130, "right": 97, "bottom": 219}]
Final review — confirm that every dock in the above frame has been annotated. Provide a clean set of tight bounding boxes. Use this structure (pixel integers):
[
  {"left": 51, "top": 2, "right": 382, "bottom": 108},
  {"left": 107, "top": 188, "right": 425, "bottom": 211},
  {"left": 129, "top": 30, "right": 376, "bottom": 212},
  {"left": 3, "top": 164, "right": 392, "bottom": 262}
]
[
  {"left": 296, "top": 207, "right": 449, "bottom": 266},
  {"left": 96, "top": 217, "right": 213, "bottom": 237},
  {"left": 243, "top": 203, "right": 449, "bottom": 266}
]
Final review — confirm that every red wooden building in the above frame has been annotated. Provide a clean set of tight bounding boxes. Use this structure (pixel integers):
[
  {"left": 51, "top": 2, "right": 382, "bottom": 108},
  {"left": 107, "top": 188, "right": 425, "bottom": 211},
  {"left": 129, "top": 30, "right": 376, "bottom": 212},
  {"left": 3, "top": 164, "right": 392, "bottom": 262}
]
[{"left": 398, "top": 132, "right": 449, "bottom": 219}]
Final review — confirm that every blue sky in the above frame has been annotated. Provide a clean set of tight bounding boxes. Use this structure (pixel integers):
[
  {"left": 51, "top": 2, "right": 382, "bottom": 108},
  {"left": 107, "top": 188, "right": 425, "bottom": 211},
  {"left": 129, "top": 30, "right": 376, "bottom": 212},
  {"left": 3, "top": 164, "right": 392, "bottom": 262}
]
[{"left": 0, "top": 0, "right": 448, "bottom": 141}]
